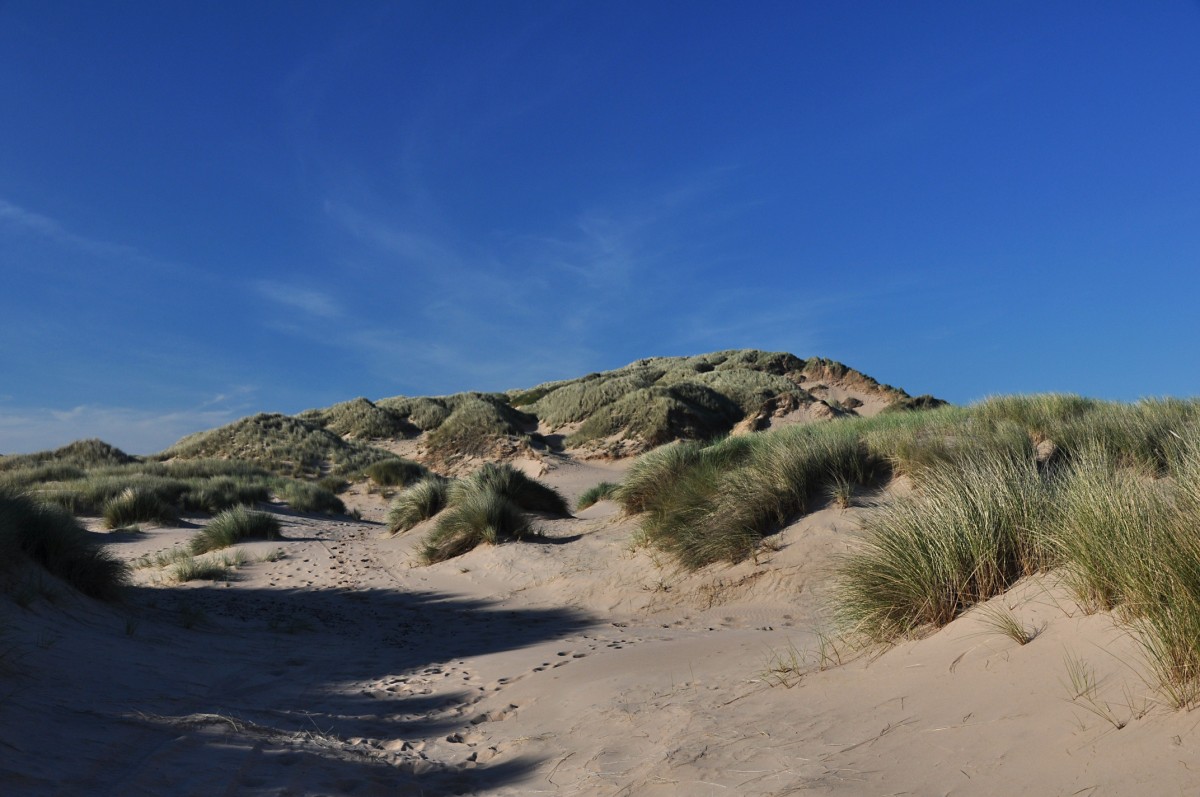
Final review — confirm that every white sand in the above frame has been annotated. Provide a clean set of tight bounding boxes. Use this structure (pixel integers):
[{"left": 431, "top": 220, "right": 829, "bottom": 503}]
[{"left": 2, "top": 452, "right": 1197, "bottom": 795}]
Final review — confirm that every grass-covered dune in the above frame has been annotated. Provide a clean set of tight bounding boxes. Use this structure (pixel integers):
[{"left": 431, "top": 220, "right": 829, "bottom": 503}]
[
  {"left": 157, "top": 412, "right": 399, "bottom": 478},
  {"left": 378, "top": 393, "right": 537, "bottom": 460},
  {"left": 620, "top": 393, "right": 1200, "bottom": 705},
  {"left": 297, "top": 397, "right": 417, "bottom": 440},
  {"left": 138, "top": 350, "right": 935, "bottom": 472},
  {"left": 0, "top": 448, "right": 351, "bottom": 521},
  {"left": 511, "top": 349, "right": 934, "bottom": 451}
]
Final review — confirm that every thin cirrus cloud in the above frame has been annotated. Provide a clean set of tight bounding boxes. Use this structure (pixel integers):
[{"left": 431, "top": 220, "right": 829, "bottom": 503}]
[
  {"left": 253, "top": 280, "right": 344, "bottom": 319},
  {"left": 0, "top": 197, "right": 191, "bottom": 278}
]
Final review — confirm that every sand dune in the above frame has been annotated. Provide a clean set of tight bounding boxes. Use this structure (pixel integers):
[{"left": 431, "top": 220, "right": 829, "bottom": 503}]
[{"left": 2, "top": 446, "right": 1196, "bottom": 796}]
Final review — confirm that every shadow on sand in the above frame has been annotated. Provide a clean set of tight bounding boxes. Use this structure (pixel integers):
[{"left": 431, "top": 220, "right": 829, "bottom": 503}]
[{"left": 1, "top": 576, "right": 597, "bottom": 796}]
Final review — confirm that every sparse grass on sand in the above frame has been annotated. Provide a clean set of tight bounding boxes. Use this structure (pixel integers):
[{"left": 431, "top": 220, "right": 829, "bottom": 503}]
[
  {"left": 190, "top": 506, "right": 282, "bottom": 555},
  {"left": 172, "top": 550, "right": 248, "bottom": 582},
  {"left": 0, "top": 489, "right": 129, "bottom": 601}
]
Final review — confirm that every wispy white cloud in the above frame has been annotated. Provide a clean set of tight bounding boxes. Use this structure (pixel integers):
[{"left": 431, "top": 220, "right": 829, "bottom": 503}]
[
  {"left": 0, "top": 196, "right": 154, "bottom": 265},
  {"left": 254, "top": 280, "right": 343, "bottom": 319}
]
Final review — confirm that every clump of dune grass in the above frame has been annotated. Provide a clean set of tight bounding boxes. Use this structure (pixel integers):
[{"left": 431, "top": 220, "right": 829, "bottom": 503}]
[
  {"left": 834, "top": 448, "right": 1050, "bottom": 640},
  {"left": 190, "top": 506, "right": 282, "bottom": 554},
  {"left": 414, "top": 463, "right": 568, "bottom": 563},
  {"left": 452, "top": 463, "right": 570, "bottom": 516},
  {"left": 272, "top": 479, "right": 345, "bottom": 514},
  {"left": 102, "top": 487, "right": 179, "bottom": 529},
  {"left": 365, "top": 458, "right": 429, "bottom": 488},
  {"left": 576, "top": 481, "right": 620, "bottom": 511},
  {"left": 0, "top": 489, "right": 129, "bottom": 601},
  {"left": 386, "top": 476, "right": 451, "bottom": 535},
  {"left": 623, "top": 422, "right": 880, "bottom": 569},
  {"left": 615, "top": 440, "right": 708, "bottom": 515},
  {"left": 1047, "top": 442, "right": 1200, "bottom": 706},
  {"left": 420, "top": 488, "right": 532, "bottom": 564}
]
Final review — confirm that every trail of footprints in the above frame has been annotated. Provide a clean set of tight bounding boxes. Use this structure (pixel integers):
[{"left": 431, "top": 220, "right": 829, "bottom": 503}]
[{"left": 352, "top": 661, "right": 521, "bottom": 765}]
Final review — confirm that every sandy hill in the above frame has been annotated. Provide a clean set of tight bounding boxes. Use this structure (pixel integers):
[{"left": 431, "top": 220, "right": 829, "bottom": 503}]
[
  {"left": 166, "top": 349, "right": 942, "bottom": 474},
  {"left": 6, "top": 367, "right": 1200, "bottom": 795}
]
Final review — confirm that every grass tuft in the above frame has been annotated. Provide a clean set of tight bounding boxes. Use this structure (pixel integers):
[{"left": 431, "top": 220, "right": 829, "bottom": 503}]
[
  {"left": 386, "top": 477, "right": 451, "bottom": 535},
  {"left": 102, "top": 487, "right": 179, "bottom": 529},
  {"left": 190, "top": 507, "right": 282, "bottom": 554},
  {"left": 834, "top": 448, "right": 1049, "bottom": 640},
  {"left": 576, "top": 481, "right": 620, "bottom": 511},
  {"left": 420, "top": 489, "right": 531, "bottom": 563},
  {"left": 0, "top": 489, "right": 129, "bottom": 601},
  {"left": 365, "top": 458, "right": 429, "bottom": 488}
]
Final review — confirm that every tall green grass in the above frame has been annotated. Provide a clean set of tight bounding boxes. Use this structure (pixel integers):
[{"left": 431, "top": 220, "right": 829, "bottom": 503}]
[
  {"left": 102, "top": 487, "right": 179, "bottom": 528},
  {"left": 190, "top": 506, "right": 282, "bottom": 554},
  {"left": 386, "top": 477, "right": 450, "bottom": 534},
  {"left": 0, "top": 489, "right": 129, "bottom": 601},
  {"left": 1046, "top": 440, "right": 1200, "bottom": 706},
  {"left": 415, "top": 463, "right": 569, "bottom": 563},
  {"left": 621, "top": 423, "right": 880, "bottom": 568},
  {"left": 365, "top": 458, "right": 429, "bottom": 487},
  {"left": 451, "top": 463, "right": 569, "bottom": 516},
  {"left": 420, "top": 489, "right": 532, "bottom": 563},
  {"left": 835, "top": 448, "right": 1050, "bottom": 639},
  {"left": 576, "top": 481, "right": 620, "bottom": 510}
]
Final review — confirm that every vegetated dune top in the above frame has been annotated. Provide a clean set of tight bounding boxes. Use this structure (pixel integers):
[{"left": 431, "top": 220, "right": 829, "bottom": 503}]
[{"left": 154, "top": 349, "right": 944, "bottom": 473}]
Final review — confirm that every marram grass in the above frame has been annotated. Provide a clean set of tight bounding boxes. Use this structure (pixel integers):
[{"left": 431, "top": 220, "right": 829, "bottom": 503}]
[
  {"left": 0, "top": 488, "right": 129, "bottom": 601},
  {"left": 190, "top": 506, "right": 282, "bottom": 554},
  {"left": 386, "top": 477, "right": 450, "bottom": 535},
  {"left": 415, "top": 463, "right": 568, "bottom": 563}
]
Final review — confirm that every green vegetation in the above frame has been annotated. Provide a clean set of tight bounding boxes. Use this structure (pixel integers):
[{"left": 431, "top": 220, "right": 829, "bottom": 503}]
[
  {"left": 190, "top": 506, "right": 282, "bottom": 554},
  {"left": 616, "top": 392, "right": 1200, "bottom": 706},
  {"left": 415, "top": 463, "right": 570, "bottom": 563},
  {"left": 0, "top": 438, "right": 134, "bottom": 472},
  {"left": 297, "top": 397, "right": 415, "bottom": 439},
  {"left": 102, "top": 487, "right": 179, "bottom": 529},
  {"left": 576, "top": 481, "right": 620, "bottom": 510},
  {"left": 621, "top": 425, "right": 880, "bottom": 568},
  {"left": 835, "top": 447, "right": 1050, "bottom": 639},
  {"left": 364, "top": 458, "right": 429, "bottom": 487},
  {"left": 377, "top": 392, "right": 536, "bottom": 460},
  {"left": 0, "top": 452, "right": 345, "bottom": 521},
  {"left": 0, "top": 489, "right": 129, "bottom": 601},
  {"left": 157, "top": 413, "right": 398, "bottom": 478},
  {"left": 386, "top": 476, "right": 450, "bottom": 535},
  {"left": 172, "top": 550, "right": 248, "bottom": 582},
  {"left": 420, "top": 487, "right": 532, "bottom": 563},
  {"left": 516, "top": 350, "right": 919, "bottom": 451},
  {"left": 452, "top": 462, "right": 570, "bottom": 516}
]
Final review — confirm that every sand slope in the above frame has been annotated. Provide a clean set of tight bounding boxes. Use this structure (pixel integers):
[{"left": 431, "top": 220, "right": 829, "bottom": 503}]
[{"left": 2, "top": 454, "right": 1197, "bottom": 795}]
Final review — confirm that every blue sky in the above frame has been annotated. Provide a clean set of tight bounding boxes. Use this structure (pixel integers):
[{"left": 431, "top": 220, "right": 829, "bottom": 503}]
[{"left": 2, "top": 2, "right": 1198, "bottom": 454}]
